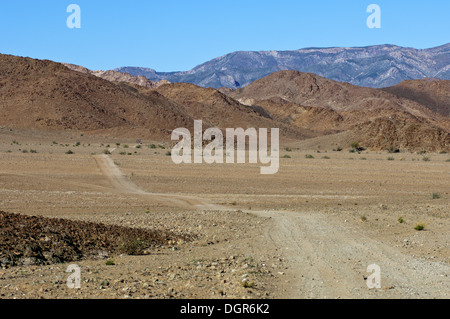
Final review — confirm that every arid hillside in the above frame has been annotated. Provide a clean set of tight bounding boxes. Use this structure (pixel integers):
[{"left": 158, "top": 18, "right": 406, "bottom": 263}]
[
  {"left": 225, "top": 71, "right": 450, "bottom": 151},
  {"left": 0, "top": 54, "right": 190, "bottom": 137},
  {"left": 383, "top": 79, "right": 450, "bottom": 117}
]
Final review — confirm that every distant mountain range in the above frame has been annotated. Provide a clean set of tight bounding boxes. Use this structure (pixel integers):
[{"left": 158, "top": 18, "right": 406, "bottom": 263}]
[{"left": 115, "top": 44, "right": 450, "bottom": 89}]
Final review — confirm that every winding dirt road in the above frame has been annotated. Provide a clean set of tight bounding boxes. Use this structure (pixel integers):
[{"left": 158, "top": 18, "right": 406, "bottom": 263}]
[
  {"left": 93, "top": 154, "right": 224, "bottom": 211},
  {"left": 93, "top": 154, "right": 450, "bottom": 299}
]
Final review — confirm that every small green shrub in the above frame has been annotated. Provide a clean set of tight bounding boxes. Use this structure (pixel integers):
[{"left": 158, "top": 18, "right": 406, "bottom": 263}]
[
  {"left": 105, "top": 260, "right": 115, "bottom": 266},
  {"left": 305, "top": 154, "right": 314, "bottom": 159},
  {"left": 65, "top": 150, "right": 74, "bottom": 154},
  {"left": 398, "top": 217, "right": 405, "bottom": 224},
  {"left": 121, "top": 239, "right": 147, "bottom": 255},
  {"left": 432, "top": 193, "right": 441, "bottom": 199},
  {"left": 241, "top": 281, "right": 255, "bottom": 288},
  {"left": 414, "top": 223, "right": 425, "bottom": 231}
]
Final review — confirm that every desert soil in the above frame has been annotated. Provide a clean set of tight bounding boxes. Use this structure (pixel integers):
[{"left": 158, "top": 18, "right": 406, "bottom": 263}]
[{"left": 0, "top": 127, "right": 449, "bottom": 299}]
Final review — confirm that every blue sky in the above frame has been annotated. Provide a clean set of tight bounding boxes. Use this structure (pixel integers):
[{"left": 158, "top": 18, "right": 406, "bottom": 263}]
[{"left": 0, "top": 0, "right": 449, "bottom": 71}]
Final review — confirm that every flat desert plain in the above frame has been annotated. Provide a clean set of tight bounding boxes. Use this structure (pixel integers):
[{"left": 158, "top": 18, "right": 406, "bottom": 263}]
[{"left": 0, "top": 127, "right": 449, "bottom": 299}]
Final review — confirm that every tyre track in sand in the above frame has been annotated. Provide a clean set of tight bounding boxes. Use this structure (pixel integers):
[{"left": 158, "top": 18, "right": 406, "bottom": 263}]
[
  {"left": 92, "top": 154, "right": 224, "bottom": 211},
  {"left": 255, "top": 210, "right": 450, "bottom": 298},
  {"left": 92, "top": 154, "right": 450, "bottom": 298}
]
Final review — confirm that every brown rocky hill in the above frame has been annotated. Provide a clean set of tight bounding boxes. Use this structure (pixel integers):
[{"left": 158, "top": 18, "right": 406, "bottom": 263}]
[
  {"left": 0, "top": 54, "right": 190, "bottom": 136},
  {"left": 225, "top": 71, "right": 449, "bottom": 151},
  {"left": 382, "top": 79, "right": 450, "bottom": 117},
  {"left": 148, "top": 82, "right": 314, "bottom": 139}
]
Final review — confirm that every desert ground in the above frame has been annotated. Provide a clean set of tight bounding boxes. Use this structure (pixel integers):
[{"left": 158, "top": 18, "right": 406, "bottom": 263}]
[{"left": 0, "top": 127, "right": 449, "bottom": 299}]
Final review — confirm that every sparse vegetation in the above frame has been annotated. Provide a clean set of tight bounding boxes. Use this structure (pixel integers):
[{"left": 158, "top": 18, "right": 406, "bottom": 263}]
[
  {"left": 414, "top": 223, "right": 426, "bottom": 231},
  {"left": 305, "top": 154, "right": 314, "bottom": 159},
  {"left": 65, "top": 150, "right": 74, "bottom": 154},
  {"left": 387, "top": 157, "right": 395, "bottom": 161},
  {"left": 165, "top": 151, "right": 172, "bottom": 156},
  {"left": 241, "top": 281, "right": 255, "bottom": 289},
  {"left": 387, "top": 145, "right": 400, "bottom": 153},
  {"left": 322, "top": 156, "right": 330, "bottom": 159},
  {"left": 432, "top": 193, "right": 441, "bottom": 199},
  {"left": 282, "top": 154, "right": 291, "bottom": 159},
  {"left": 105, "top": 260, "right": 115, "bottom": 266},
  {"left": 120, "top": 238, "right": 148, "bottom": 256},
  {"left": 285, "top": 147, "right": 292, "bottom": 152},
  {"left": 398, "top": 217, "right": 405, "bottom": 224},
  {"left": 422, "top": 156, "right": 431, "bottom": 162}
]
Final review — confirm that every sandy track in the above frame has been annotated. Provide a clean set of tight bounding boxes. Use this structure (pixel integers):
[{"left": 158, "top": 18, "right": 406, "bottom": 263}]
[
  {"left": 92, "top": 154, "right": 224, "bottom": 211},
  {"left": 255, "top": 210, "right": 450, "bottom": 298},
  {"left": 92, "top": 154, "right": 449, "bottom": 298}
]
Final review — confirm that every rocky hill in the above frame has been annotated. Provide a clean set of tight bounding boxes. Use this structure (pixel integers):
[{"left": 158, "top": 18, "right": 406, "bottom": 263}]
[{"left": 0, "top": 54, "right": 190, "bottom": 136}]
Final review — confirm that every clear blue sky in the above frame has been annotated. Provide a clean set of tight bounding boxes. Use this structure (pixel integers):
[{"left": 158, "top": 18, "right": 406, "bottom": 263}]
[{"left": 0, "top": 0, "right": 449, "bottom": 71}]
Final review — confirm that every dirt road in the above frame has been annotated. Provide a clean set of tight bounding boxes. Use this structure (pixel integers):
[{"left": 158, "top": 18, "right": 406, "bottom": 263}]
[
  {"left": 93, "top": 154, "right": 450, "bottom": 298},
  {"left": 256, "top": 210, "right": 449, "bottom": 298},
  {"left": 93, "top": 154, "right": 223, "bottom": 211}
]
